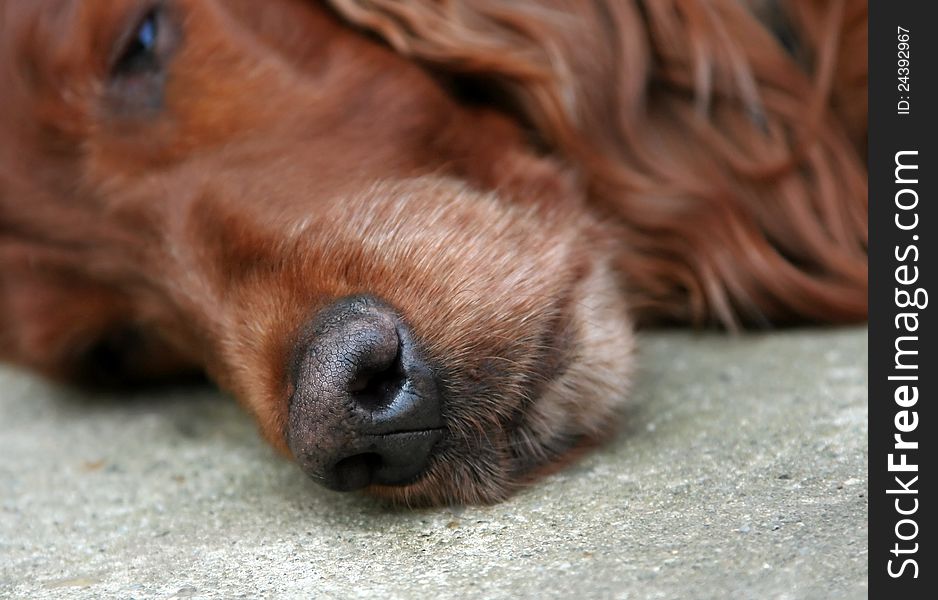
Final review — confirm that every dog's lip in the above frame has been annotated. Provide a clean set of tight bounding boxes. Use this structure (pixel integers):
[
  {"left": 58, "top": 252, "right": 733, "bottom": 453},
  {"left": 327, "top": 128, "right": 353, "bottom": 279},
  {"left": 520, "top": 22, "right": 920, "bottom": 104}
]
[
  {"left": 361, "top": 427, "right": 446, "bottom": 438},
  {"left": 299, "top": 428, "right": 447, "bottom": 491},
  {"left": 359, "top": 428, "right": 446, "bottom": 488}
]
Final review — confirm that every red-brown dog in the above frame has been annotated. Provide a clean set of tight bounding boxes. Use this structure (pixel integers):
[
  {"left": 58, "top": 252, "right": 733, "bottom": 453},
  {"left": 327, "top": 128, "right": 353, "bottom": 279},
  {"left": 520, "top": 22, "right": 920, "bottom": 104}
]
[{"left": 0, "top": 0, "right": 867, "bottom": 505}]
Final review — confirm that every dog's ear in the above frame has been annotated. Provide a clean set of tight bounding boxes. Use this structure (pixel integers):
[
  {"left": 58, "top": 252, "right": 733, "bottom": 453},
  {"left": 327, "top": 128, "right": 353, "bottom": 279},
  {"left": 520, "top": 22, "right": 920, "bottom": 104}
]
[
  {"left": 787, "top": 0, "right": 868, "bottom": 151},
  {"left": 327, "top": 0, "right": 867, "bottom": 327}
]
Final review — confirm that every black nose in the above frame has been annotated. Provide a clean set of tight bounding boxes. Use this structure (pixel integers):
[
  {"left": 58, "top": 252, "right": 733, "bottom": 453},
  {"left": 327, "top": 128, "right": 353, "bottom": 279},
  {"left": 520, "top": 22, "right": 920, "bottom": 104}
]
[{"left": 287, "top": 295, "right": 444, "bottom": 491}]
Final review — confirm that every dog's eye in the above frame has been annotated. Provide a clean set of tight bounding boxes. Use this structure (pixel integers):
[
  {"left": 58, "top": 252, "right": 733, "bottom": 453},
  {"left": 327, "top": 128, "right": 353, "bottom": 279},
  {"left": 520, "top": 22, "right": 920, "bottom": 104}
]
[
  {"left": 113, "top": 10, "right": 161, "bottom": 77},
  {"left": 106, "top": 7, "right": 175, "bottom": 115}
]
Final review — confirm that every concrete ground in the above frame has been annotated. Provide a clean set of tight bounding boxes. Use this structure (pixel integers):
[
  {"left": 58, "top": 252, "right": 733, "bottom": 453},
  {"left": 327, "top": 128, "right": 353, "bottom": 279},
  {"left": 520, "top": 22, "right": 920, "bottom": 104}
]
[{"left": 0, "top": 328, "right": 867, "bottom": 599}]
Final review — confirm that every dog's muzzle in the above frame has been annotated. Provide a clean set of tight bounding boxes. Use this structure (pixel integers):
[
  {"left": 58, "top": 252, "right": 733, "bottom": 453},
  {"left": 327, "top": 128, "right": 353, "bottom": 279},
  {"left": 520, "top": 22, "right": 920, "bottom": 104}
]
[{"left": 287, "top": 295, "right": 444, "bottom": 491}]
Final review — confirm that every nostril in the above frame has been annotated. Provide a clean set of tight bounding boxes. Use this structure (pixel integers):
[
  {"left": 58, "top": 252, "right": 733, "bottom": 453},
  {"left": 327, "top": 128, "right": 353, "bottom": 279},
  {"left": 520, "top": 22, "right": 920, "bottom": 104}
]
[
  {"left": 348, "top": 342, "right": 405, "bottom": 409},
  {"left": 329, "top": 430, "right": 444, "bottom": 490},
  {"left": 331, "top": 452, "right": 383, "bottom": 491}
]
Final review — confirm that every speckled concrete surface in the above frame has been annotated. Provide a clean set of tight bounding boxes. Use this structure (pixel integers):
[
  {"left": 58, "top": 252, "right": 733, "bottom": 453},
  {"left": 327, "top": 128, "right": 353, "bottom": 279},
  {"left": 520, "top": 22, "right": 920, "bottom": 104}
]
[{"left": 0, "top": 328, "right": 867, "bottom": 599}]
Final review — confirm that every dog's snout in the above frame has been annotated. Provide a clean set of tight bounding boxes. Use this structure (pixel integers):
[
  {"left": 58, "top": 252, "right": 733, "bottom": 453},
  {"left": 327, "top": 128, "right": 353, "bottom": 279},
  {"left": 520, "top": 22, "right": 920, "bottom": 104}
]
[{"left": 287, "top": 295, "right": 444, "bottom": 492}]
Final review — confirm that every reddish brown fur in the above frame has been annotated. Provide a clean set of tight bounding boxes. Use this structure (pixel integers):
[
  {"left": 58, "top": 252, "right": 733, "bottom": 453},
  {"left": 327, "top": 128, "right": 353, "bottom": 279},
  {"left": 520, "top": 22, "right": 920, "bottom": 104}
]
[{"left": 0, "top": 0, "right": 866, "bottom": 505}]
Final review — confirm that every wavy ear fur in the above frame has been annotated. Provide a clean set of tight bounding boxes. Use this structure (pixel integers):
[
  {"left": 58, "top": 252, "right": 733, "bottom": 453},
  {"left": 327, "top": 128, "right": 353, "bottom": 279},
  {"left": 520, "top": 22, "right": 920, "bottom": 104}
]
[{"left": 326, "top": 0, "right": 867, "bottom": 327}]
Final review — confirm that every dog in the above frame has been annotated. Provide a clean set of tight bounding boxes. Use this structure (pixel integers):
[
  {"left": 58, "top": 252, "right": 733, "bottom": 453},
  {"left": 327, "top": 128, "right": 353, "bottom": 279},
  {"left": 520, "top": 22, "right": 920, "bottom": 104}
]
[{"left": 0, "top": 0, "right": 867, "bottom": 506}]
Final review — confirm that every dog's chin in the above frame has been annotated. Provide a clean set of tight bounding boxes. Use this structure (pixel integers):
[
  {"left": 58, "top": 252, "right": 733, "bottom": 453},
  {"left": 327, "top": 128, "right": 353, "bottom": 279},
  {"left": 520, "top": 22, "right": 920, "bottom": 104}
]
[{"left": 366, "top": 259, "right": 635, "bottom": 507}]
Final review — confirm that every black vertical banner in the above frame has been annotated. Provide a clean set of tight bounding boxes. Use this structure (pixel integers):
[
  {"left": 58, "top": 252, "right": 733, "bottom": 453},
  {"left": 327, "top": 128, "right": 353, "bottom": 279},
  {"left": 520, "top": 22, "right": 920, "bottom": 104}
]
[{"left": 869, "top": 1, "right": 936, "bottom": 597}]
